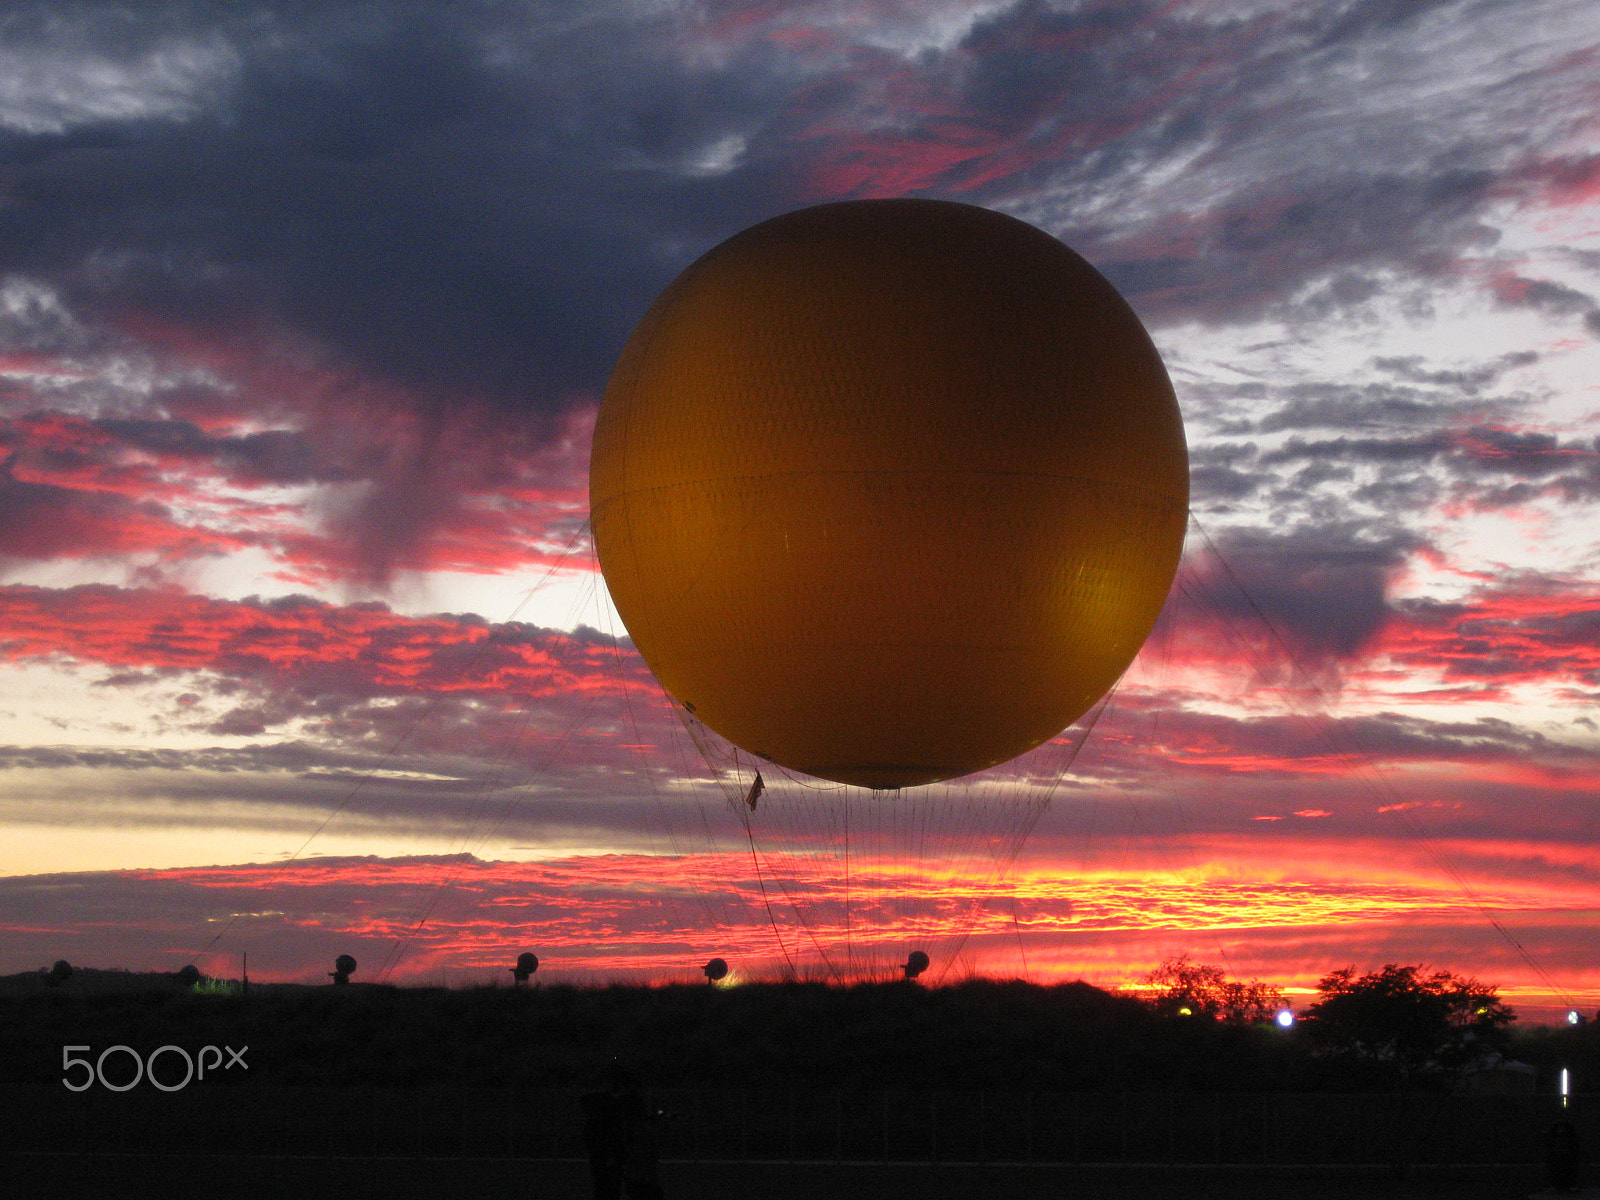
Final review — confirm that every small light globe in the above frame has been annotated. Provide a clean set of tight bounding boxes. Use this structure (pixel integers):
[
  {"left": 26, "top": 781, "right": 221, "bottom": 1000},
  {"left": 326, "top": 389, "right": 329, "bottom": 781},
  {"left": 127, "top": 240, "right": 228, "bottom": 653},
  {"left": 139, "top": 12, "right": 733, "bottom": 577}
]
[
  {"left": 1275, "top": 1009, "right": 1295, "bottom": 1029},
  {"left": 1568, "top": 1010, "right": 1583, "bottom": 1026}
]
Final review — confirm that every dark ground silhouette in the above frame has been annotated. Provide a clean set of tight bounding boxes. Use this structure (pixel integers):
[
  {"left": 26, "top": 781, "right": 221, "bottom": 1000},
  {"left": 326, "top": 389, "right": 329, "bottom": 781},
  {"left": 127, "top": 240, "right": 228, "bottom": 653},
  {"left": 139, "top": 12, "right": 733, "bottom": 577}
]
[
  {"left": 3, "top": 973, "right": 1594, "bottom": 1093},
  {"left": 0, "top": 1153, "right": 1552, "bottom": 1200}
]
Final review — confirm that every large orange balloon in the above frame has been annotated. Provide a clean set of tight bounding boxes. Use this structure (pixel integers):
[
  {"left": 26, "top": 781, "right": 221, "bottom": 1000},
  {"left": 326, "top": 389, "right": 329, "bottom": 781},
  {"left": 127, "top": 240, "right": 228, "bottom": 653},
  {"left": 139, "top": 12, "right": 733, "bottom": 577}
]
[{"left": 590, "top": 199, "right": 1187, "bottom": 789}]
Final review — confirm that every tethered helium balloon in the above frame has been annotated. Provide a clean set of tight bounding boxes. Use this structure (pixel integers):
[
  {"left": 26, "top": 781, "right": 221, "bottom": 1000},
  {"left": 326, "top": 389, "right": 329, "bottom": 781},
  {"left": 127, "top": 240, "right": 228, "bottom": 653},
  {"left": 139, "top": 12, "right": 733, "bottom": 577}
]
[{"left": 591, "top": 200, "right": 1187, "bottom": 789}]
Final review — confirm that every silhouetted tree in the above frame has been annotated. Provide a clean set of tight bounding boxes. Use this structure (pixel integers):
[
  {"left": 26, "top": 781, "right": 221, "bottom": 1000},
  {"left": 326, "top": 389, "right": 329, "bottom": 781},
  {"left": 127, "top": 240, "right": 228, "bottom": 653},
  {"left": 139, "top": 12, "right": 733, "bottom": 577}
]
[
  {"left": 1142, "top": 954, "right": 1285, "bottom": 1022},
  {"left": 45, "top": 960, "right": 72, "bottom": 987},
  {"left": 175, "top": 964, "right": 201, "bottom": 987},
  {"left": 512, "top": 952, "right": 539, "bottom": 986},
  {"left": 903, "top": 950, "right": 929, "bottom": 980},
  {"left": 330, "top": 954, "right": 357, "bottom": 985},
  {"left": 1302, "top": 963, "right": 1515, "bottom": 1083}
]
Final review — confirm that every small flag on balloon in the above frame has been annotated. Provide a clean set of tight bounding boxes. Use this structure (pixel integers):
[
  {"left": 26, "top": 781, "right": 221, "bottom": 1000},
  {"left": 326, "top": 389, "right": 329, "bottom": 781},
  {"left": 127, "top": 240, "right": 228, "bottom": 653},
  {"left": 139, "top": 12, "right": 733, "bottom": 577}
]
[{"left": 744, "top": 772, "right": 765, "bottom": 811}]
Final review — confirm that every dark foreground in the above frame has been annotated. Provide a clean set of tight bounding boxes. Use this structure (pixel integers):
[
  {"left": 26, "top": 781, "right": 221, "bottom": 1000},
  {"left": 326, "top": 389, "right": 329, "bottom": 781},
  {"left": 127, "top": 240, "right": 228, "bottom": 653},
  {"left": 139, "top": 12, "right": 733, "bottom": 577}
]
[{"left": 0, "top": 1154, "right": 1564, "bottom": 1200}]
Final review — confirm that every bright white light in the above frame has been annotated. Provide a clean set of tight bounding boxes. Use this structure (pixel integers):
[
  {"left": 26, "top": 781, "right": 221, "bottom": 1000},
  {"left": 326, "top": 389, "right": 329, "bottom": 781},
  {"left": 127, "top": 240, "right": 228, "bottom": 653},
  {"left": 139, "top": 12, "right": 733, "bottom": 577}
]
[
  {"left": 1561, "top": 1067, "right": 1570, "bottom": 1108},
  {"left": 1275, "top": 1009, "right": 1295, "bottom": 1029},
  {"left": 1569, "top": 1010, "right": 1582, "bottom": 1026}
]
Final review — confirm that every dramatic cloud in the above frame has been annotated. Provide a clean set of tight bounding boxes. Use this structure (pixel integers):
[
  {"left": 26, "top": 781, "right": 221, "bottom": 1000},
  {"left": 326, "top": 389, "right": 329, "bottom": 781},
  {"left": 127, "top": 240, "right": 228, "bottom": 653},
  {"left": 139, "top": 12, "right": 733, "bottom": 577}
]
[{"left": 1, "top": 0, "right": 1598, "bottom": 1008}]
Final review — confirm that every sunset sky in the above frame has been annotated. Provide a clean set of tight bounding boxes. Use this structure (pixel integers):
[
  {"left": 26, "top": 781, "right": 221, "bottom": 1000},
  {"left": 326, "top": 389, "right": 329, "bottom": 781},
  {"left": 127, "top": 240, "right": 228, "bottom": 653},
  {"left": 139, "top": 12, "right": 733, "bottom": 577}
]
[{"left": 2, "top": 0, "right": 1599, "bottom": 1019}]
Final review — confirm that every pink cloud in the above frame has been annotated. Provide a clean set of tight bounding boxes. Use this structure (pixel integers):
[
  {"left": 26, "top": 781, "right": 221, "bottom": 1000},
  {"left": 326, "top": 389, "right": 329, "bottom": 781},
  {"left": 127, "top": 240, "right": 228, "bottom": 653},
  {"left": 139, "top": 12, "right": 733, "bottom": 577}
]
[{"left": 0, "top": 583, "right": 646, "bottom": 703}]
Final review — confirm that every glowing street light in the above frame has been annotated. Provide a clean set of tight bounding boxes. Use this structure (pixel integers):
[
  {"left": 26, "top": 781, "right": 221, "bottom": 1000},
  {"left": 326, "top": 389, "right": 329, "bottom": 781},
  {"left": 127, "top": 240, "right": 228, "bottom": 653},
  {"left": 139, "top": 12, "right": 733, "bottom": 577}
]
[{"left": 1275, "top": 1009, "right": 1295, "bottom": 1029}]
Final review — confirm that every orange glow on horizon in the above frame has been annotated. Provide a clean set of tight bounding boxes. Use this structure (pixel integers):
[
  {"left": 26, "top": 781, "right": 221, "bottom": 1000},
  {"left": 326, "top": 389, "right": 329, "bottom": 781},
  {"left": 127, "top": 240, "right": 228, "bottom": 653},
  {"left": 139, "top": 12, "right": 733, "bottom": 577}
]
[{"left": 4, "top": 842, "right": 1577, "bottom": 1021}]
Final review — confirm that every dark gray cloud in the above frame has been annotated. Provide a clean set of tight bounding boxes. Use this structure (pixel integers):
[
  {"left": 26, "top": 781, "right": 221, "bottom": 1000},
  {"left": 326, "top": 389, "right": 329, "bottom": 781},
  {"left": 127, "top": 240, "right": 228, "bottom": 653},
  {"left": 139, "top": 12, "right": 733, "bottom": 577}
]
[
  {"left": 1497, "top": 276, "right": 1596, "bottom": 318},
  {"left": 1258, "top": 355, "right": 1536, "bottom": 435},
  {"left": 0, "top": 2, "right": 792, "bottom": 431},
  {"left": 1308, "top": 0, "right": 1470, "bottom": 48},
  {"left": 1, "top": 0, "right": 1580, "bottom": 422},
  {"left": 1186, "top": 339, "right": 1597, "bottom": 521},
  {"left": 1240, "top": 422, "right": 1600, "bottom": 512},
  {"left": 1488, "top": 271, "right": 1600, "bottom": 340},
  {"left": 1188, "top": 462, "right": 1260, "bottom": 503},
  {"left": 959, "top": 0, "right": 1159, "bottom": 126},
  {"left": 1375, "top": 351, "right": 1540, "bottom": 389},
  {"left": 1453, "top": 428, "right": 1587, "bottom": 479},
  {"left": 1172, "top": 522, "right": 1418, "bottom": 669},
  {"left": 92, "top": 417, "right": 329, "bottom": 483},
  {"left": 1091, "top": 169, "right": 1503, "bottom": 324},
  {"left": 932, "top": 0, "right": 1555, "bottom": 331},
  {"left": 1259, "top": 432, "right": 1450, "bottom": 467},
  {"left": 0, "top": 1, "right": 816, "bottom": 577}
]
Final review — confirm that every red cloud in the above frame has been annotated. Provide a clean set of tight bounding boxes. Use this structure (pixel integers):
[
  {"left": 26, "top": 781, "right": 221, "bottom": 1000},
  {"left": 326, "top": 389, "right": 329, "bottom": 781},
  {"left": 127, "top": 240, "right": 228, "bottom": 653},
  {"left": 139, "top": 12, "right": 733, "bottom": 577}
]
[
  {"left": 0, "top": 583, "right": 646, "bottom": 702},
  {"left": 1380, "top": 582, "right": 1600, "bottom": 688},
  {"left": 1534, "top": 147, "right": 1600, "bottom": 206},
  {"left": 2, "top": 307, "right": 594, "bottom": 587}
]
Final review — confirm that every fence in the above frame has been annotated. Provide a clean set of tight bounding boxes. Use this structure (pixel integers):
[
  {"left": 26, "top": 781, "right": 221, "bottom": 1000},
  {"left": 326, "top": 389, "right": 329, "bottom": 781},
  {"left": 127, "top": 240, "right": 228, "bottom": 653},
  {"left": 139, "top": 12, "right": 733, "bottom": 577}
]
[{"left": 2, "top": 1085, "right": 1585, "bottom": 1165}]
